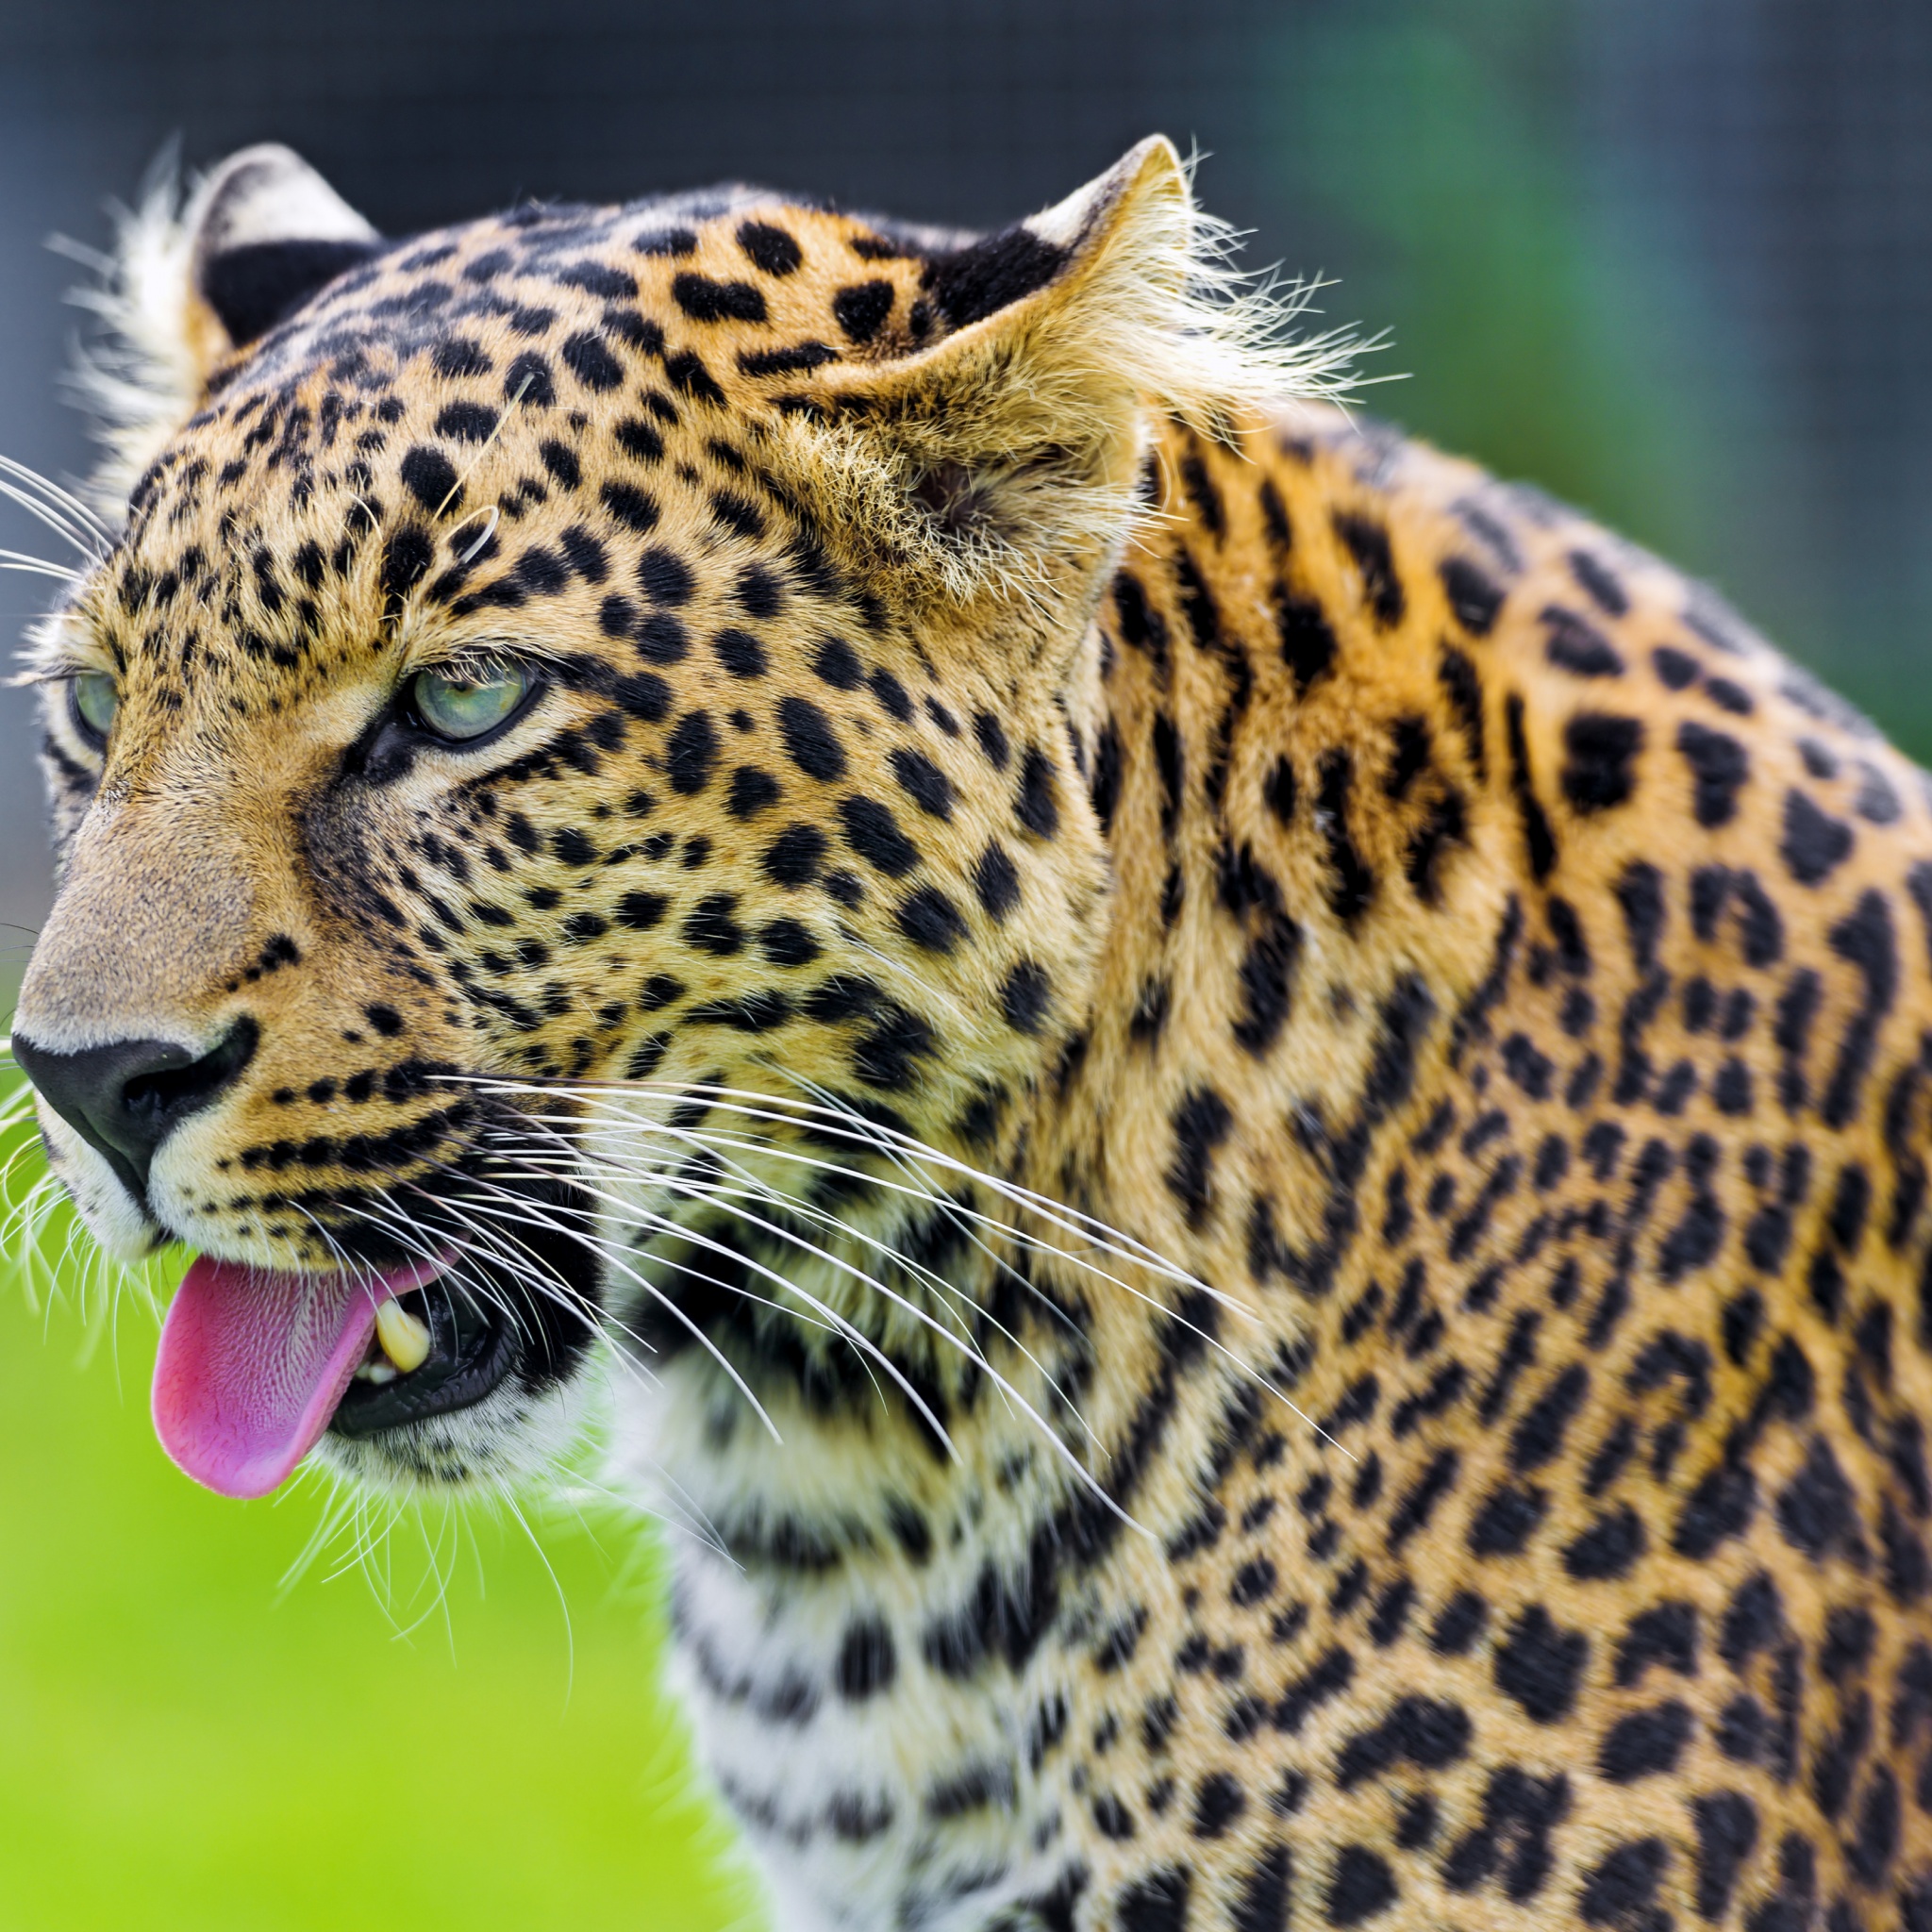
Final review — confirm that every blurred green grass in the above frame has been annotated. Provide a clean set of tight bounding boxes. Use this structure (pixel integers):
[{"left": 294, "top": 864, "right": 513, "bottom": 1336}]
[{"left": 0, "top": 1174, "right": 752, "bottom": 1932}]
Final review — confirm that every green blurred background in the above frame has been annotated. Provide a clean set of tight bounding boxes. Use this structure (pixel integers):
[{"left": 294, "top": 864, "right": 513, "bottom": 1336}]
[
  {"left": 0, "top": 0, "right": 1927, "bottom": 1924},
  {"left": 0, "top": 1183, "right": 753, "bottom": 1932}
]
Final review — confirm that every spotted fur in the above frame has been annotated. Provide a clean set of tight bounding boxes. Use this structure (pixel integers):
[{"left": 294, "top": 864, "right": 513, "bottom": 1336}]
[{"left": 16, "top": 138, "right": 1932, "bottom": 1932}]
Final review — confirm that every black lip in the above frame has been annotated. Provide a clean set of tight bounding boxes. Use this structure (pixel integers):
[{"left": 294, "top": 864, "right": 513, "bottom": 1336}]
[
  {"left": 328, "top": 1274, "right": 514, "bottom": 1437},
  {"left": 324, "top": 1174, "right": 604, "bottom": 1442}
]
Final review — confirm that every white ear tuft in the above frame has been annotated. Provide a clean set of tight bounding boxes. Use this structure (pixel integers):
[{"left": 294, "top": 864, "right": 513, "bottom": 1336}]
[
  {"left": 65, "top": 165, "right": 205, "bottom": 520},
  {"left": 1009, "top": 136, "right": 1359, "bottom": 439},
  {"left": 65, "top": 145, "right": 378, "bottom": 522}
]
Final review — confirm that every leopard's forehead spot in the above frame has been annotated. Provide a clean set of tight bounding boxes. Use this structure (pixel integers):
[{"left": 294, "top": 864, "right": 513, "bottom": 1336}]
[
  {"left": 148, "top": 191, "right": 945, "bottom": 466},
  {"left": 90, "top": 195, "right": 976, "bottom": 709}
]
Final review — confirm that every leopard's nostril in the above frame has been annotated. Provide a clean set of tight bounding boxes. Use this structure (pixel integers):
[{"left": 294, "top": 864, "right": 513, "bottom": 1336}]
[{"left": 12, "top": 1017, "right": 259, "bottom": 1205}]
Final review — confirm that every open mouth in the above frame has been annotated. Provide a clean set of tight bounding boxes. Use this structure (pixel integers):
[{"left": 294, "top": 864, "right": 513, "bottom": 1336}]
[
  {"left": 330, "top": 1271, "right": 514, "bottom": 1438},
  {"left": 150, "top": 1186, "right": 601, "bottom": 1498}
]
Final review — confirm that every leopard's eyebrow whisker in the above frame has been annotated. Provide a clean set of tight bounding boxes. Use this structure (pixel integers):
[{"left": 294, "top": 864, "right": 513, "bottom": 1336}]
[
  {"left": 0, "top": 454, "right": 115, "bottom": 548},
  {"left": 0, "top": 463, "right": 110, "bottom": 561},
  {"left": 449, "top": 503, "right": 500, "bottom": 567},
  {"left": 435, "top": 374, "right": 533, "bottom": 518}
]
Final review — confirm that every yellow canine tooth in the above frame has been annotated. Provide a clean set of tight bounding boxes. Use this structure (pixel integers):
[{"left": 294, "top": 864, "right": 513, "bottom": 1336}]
[{"left": 375, "top": 1297, "right": 432, "bottom": 1374}]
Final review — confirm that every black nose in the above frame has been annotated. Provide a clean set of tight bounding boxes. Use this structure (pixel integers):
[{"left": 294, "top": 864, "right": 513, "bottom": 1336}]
[{"left": 12, "top": 1018, "right": 258, "bottom": 1204}]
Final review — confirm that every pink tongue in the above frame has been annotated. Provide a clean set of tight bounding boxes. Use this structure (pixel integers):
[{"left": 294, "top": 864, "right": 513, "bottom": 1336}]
[{"left": 153, "top": 1255, "right": 447, "bottom": 1498}]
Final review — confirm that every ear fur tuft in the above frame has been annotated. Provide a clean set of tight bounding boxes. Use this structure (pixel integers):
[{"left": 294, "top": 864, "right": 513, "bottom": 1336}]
[
  {"left": 1011, "top": 135, "right": 1361, "bottom": 439},
  {"left": 773, "top": 137, "right": 1360, "bottom": 621},
  {"left": 188, "top": 145, "right": 379, "bottom": 347},
  {"left": 64, "top": 146, "right": 377, "bottom": 521},
  {"left": 64, "top": 162, "right": 207, "bottom": 520}
]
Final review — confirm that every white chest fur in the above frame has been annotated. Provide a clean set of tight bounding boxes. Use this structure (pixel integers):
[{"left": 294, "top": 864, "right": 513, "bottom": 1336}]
[{"left": 609, "top": 1357, "right": 1093, "bottom": 1932}]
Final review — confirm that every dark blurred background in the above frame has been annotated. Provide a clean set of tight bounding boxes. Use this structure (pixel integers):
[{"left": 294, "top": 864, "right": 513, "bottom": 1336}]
[{"left": 0, "top": 7, "right": 1928, "bottom": 1923}]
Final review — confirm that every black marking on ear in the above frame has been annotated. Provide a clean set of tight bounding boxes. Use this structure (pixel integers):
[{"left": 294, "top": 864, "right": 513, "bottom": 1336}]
[
  {"left": 201, "top": 239, "right": 380, "bottom": 345},
  {"left": 923, "top": 226, "right": 1069, "bottom": 329}
]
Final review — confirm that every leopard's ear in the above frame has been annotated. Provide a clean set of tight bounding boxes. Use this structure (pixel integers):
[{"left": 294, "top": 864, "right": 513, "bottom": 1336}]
[
  {"left": 187, "top": 145, "right": 381, "bottom": 351},
  {"left": 75, "top": 146, "right": 379, "bottom": 517},
  {"left": 777, "top": 136, "right": 1348, "bottom": 627}
]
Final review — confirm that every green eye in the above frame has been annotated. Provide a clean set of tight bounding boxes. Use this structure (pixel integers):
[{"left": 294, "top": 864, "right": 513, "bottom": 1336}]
[
  {"left": 70, "top": 672, "right": 119, "bottom": 743},
  {"left": 411, "top": 662, "right": 533, "bottom": 742}
]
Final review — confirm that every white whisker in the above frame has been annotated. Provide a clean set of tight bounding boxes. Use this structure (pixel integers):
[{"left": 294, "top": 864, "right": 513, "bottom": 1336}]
[
  {"left": 0, "top": 550, "right": 81, "bottom": 582},
  {"left": 447, "top": 1108, "right": 1140, "bottom": 1507},
  {"left": 343, "top": 1171, "right": 791, "bottom": 1446},
  {"left": 433, "top": 1071, "right": 1349, "bottom": 1463},
  {"left": 0, "top": 465, "right": 109, "bottom": 561},
  {"left": 0, "top": 454, "right": 115, "bottom": 547},
  {"left": 475, "top": 1130, "right": 1102, "bottom": 1454}
]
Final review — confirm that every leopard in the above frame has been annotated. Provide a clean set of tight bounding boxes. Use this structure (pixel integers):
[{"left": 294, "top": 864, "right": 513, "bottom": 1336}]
[{"left": 9, "top": 133, "right": 1932, "bottom": 1932}]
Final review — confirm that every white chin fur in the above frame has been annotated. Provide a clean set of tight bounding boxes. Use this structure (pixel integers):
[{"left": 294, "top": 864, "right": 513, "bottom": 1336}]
[
  {"left": 35, "top": 1108, "right": 161, "bottom": 1261},
  {"left": 313, "top": 1350, "right": 607, "bottom": 1498}
]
